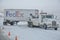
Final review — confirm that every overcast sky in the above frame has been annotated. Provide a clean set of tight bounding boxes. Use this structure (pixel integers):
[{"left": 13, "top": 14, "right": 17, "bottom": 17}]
[{"left": 0, "top": 0, "right": 60, "bottom": 16}]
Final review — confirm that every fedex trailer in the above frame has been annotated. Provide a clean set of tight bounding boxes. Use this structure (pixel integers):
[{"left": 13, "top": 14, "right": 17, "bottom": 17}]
[{"left": 3, "top": 9, "right": 39, "bottom": 25}]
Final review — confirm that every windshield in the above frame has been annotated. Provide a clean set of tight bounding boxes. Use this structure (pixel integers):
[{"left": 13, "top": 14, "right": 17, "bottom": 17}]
[
  {"left": 41, "top": 15, "right": 54, "bottom": 19},
  {"left": 46, "top": 15, "right": 54, "bottom": 19}
]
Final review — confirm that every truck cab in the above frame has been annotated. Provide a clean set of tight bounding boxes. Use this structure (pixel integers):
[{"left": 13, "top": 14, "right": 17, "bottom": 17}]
[{"left": 28, "top": 12, "right": 59, "bottom": 30}]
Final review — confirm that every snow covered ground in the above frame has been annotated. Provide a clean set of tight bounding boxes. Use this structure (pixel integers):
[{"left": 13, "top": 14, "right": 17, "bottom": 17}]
[
  {"left": 1, "top": 25, "right": 60, "bottom": 40},
  {"left": 0, "top": 12, "right": 60, "bottom": 40}
]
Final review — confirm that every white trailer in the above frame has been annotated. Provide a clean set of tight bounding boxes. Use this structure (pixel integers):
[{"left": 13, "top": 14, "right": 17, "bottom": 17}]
[
  {"left": 28, "top": 11, "right": 59, "bottom": 30},
  {"left": 3, "top": 9, "right": 39, "bottom": 25}
]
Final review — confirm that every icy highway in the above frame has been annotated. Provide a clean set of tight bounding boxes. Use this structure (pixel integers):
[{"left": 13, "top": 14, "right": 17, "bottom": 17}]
[{"left": 1, "top": 25, "right": 60, "bottom": 40}]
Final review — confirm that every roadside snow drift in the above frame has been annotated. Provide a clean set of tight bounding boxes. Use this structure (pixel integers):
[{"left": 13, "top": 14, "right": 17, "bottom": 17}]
[{"left": 17, "top": 21, "right": 28, "bottom": 25}]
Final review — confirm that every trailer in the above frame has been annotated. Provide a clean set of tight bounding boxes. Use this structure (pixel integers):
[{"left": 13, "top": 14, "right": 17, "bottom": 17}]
[
  {"left": 3, "top": 9, "right": 39, "bottom": 25},
  {"left": 28, "top": 11, "right": 59, "bottom": 30}
]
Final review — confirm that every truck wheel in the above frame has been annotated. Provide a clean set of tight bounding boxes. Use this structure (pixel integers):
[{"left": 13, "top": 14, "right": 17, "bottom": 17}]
[
  {"left": 10, "top": 23, "right": 13, "bottom": 25},
  {"left": 28, "top": 22, "right": 33, "bottom": 27},
  {"left": 28, "top": 24, "right": 33, "bottom": 27},
  {"left": 54, "top": 28, "right": 57, "bottom": 30},
  {"left": 43, "top": 24, "right": 47, "bottom": 30},
  {"left": 3, "top": 22, "right": 7, "bottom": 25},
  {"left": 10, "top": 22, "right": 14, "bottom": 25}
]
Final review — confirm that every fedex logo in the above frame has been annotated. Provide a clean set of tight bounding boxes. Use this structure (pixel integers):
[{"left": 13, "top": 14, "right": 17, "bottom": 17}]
[{"left": 6, "top": 11, "right": 23, "bottom": 17}]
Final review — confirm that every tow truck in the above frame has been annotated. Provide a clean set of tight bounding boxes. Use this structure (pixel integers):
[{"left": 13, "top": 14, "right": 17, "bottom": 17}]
[{"left": 28, "top": 11, "right": 59, "bottom": 30}]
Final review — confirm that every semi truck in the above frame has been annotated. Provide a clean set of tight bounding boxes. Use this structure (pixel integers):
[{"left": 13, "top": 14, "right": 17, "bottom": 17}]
[
  {"left": 3, "top": 9, "right": 39, "bottom": 25},
  {"left": 28, "top": 11, "right": 59, "bottom": 30}
]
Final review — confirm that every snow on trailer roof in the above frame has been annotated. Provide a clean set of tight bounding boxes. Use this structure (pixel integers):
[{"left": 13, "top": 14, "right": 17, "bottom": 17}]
[{"left": 4, "top": 9, "right": 39, "bottom": 11}]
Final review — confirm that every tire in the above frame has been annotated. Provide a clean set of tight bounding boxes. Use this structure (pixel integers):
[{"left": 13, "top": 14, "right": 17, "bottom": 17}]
[
  {"left": 28, "top": 22, "right": 33, "bottom": 27},
  {"left": 28, "top": 23, "right": 33, "bottom": 27},
  {"left": 45, "top": 26, "right": 47, "bottom": 30},
  {"left": 43, "top": 24, "right": 47, "bottom": 30},
  {"left": 10, "top": 22, "right": 14, "bottom": 25},
  {"left": 3, "top": 22, "right": 7, "bottom": 25},
  {"left": 54, "top": 28, "right": 57, "bottom": 30}
]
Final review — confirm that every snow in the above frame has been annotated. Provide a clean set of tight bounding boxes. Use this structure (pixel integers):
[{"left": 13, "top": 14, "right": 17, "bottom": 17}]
[
  {"left": 0, "top": 12, "right": 60, "bottom": 40},
  {"left": 2, "top": 26, "right": 60, "bottom": 40},
  {"left": 17, "top": 21, "right": 28, "bottom": 25}
]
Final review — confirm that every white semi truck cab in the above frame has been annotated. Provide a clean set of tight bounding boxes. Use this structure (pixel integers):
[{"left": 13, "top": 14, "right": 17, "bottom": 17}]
[{"left": 28, "top": 12, "right": 59, "bottom": 30}]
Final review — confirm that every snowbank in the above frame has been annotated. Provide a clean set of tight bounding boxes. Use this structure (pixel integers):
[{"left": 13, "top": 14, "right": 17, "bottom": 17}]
[{"left": 17, "top": 21, "right": 28, "bottom": 25}]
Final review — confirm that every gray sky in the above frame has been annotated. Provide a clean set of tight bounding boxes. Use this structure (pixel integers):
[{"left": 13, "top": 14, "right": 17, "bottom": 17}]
[{"left": 0, "top": 0, "right": 60, "bottom": 16}]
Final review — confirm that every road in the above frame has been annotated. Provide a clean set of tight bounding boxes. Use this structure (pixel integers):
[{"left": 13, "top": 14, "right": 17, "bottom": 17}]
[{"left": 3, "top": 26, "right": 60, "bottom": 40}]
